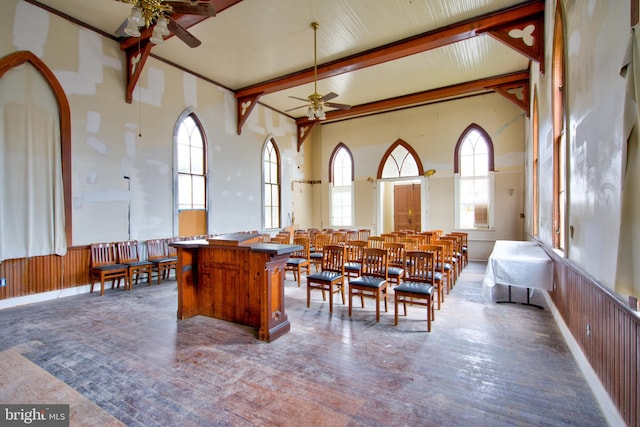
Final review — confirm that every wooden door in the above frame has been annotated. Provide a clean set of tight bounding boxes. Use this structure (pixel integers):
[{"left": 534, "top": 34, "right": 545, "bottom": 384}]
[{"left": 394, "top": 184, "right": 421, "bottom": 232}]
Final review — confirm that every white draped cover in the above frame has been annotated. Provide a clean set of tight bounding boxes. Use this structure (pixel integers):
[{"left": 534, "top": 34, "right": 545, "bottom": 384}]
[
  {"left": 483, "top": 240, "right": 553, "bottom": 291},
  {"left": 0, "top": 62, "right": 66, "bottom": 262},
  {"left": 616, "top": 25, "right": 640, "bottom": 301}
]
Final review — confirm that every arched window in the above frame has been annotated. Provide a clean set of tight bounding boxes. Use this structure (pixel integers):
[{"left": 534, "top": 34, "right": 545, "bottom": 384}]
[
  {"left": 176, "top": 112, "right": 207, "bottom": 236},
  {"left": 0, "top": 51, "right": 70, "bottom": 261},
  {"left": 454, "top": 124, "right": 495, "bottom": 229},
  {"left": 329, "top": 143, "right": 354, "bottom": 226},
  {"left": 263, "top": 138, "right": 281, "bottom": 229},
  {"left": 379, "top": 140, "right": 422, "bottom": 178},
  {"left": 552, "top": 3, "right": 566, "bottom": 250}
]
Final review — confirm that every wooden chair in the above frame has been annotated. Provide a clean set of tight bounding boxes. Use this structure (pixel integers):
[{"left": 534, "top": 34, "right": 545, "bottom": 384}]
[
  {"left": 310, "top": 233, "right": 330, "bottom": 272},
  {"left": 383, "top": 241, "right": 405, "bottom": 287},
  {"left": 117, "top": 240, "right": 153, "bottom": 289},
  {"left": 89, "top": 242, "right": 129, "bottom": 296},
  {"left": 367, "top": 236, "right": 385, "bottom": 249},
  {"left": 346, "top": 230, "right": 359, "bottom": 241},
  {"left": 441, "top": 235, "right": 463, "bottom": 275},
  {"left": 394, "top": 251, "right": 436, "bottom": 332},
  {"left": 344, "top": 239, "right": 367, "bottom": 282},
  {"left": 331, "top": 231, "right": 348, "bottom": 244},
  {"left": 306, "top": 244, "right": 346, "bottom": 313},
  {"left": 269, "top": 236, "right": 287, "bottom": 244},
  {"left": 381, "top": 233, "right": 396, "bottom": 243},
  {"left": 348, "top": 247, "right": 389, "bottom": 322},
  {"left": 146, "top": 239, "right": 178, "bottom": 284},
  {"left": 285, "top": 236, "right": 310, "bottom": 286},
  {"left": 419, "top": 244, "right": 445, "bottom": 309},
  {"left": 433, "top": 238, "right": 456, "bottom": 289},
  {"left": 357, "top": 229, "right": 371, "bottom": 241},
  {"left": 449, "top": 231, "right": 469, "bottom": 267}
]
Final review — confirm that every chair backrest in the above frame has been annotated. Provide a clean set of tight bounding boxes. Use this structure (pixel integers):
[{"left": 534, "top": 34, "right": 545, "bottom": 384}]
[
  {"left": 357, "top": 229, "right": 371, "bottom": 241},
  {"left": 398, "top": 237, "right": 419, "bottom": 251},
  {"left": 384, "top": 242, "right": 406, "bottom": 267},
  {"left": 345, "top": 240, "right": 367, "bottom": 263},
  {"left": 404, "top": 250, "right": 435, "bottom": 284},
  {"left": 367, "top": 236, "right": 386, "bottom": 249},
  {"left": 90, "top": 242, "right": 119, "bottom": 267},
  {"left": 116, "top": 240, "right": 142, "bottom": 264},
  {"left": 381, "top": 233, "right": 396, "bottom": 243},
  {"left": 146, "top": 239, "right": 167, "bottom": 260},
  {"left": 276, "top": 232, "right": 291, "bottom": 244},
  {"left": 360, "top": 247, "right": 388, "bottom": 279},
  {"left": 420, "top": 244, "right": 444, "bottom": 273},
  {"left": 433, "top": 239, "right": 454, "bottom": 263},
  {"left": 166, "top": 238, "right": 179, "bottom": 257},
  {"left": 320, "top": 244, "right": 346, "bottom": 274},
  {"left": 331, "top": 231, "right": 348, "bottom": 244},
  {"left": 419, "top": 231, "right": 435, "bottom": 244},
  {"left": 346, "top": 230, "right": 359, "bottom": 241},
  {"left": 291, "top": 236, "right": 310, "bottom": 260},
  {"left": 313, "top": 233, "right": 331, "bottom": 252},
  {"left": 270, "top": 236, "right": 287, "bottom": 244},
  {"left": 441, "top": 236, "right": 461, "bottom": 256}
]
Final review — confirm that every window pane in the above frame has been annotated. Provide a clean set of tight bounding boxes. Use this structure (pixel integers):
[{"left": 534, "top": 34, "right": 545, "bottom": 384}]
[
  {"left": 178, "top": 174, "right": 192, "bottom": 209},
  {"left": 271, "top": 186, "right": 279, "bottom": 207},
  {"left": 457, "top": 127, "right": 492, "bottom": 229},
  {"left": 190, "top": 147, "right": 203, "bottom": 175},
  {"left": 192, "top": 175, "right": 205, "bottom": 209},
  {"left": 399, "top": 154, "right": 419, "bottom": 177},
  {"left": 177, "top": 144, "right": 191, "bottom": 173},
  {"left": 264, "top": 184, "right": 272, "bottom": 205}
]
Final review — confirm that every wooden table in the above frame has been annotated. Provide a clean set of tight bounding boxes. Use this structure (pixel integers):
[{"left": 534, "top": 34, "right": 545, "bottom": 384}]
[{"left": 171, "top": 233, "right": 301, "bottom": 342}]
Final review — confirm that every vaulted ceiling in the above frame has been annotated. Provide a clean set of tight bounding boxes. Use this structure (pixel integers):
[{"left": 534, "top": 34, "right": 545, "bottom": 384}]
[{"left": 27, "top": 0, "right": 544, "bottom": 148}]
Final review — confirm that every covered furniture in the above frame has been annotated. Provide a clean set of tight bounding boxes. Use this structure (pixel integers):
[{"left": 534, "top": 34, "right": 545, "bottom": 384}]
[
  {"left": 306, "top": 244, "right": 346, "bottom": 313},
  {"left": 483, "top": 240, "right": 553, "bottom": 308},
  {"left": 394, "top": 250, "right": 436, "bottom": 332},
  {"left": 171, "top": 233, "right": 301, "bottom": 342},
  {"left": 348, "top": 247, "right": 389, "bottom": 322},
  {"left": 89, "top": 242, "right": 129, "bottom": 296}
]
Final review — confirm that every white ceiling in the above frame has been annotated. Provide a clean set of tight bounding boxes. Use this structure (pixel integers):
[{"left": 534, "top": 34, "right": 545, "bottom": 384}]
[{"left": 28, "top": 0, "right": 536, "bottom": 121}]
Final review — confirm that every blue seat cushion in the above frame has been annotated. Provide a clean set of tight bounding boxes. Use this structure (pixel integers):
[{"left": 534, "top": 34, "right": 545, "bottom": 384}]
[
  {"left": 350, "top": 276, "right": 386, "bottom": 289},
  {"left": 344, "top": 261, "right": 361, "bottom": 272},
  {"left": 395, "top": 282, "right": 434, "bottom": 295},
  {"left": 287, "top": 258, "right": 308, "bottom": 266},
  {"left": 310, "top": 252, "right": 323, "bottom": 259},
  {"left": 93, "top": 264, "right": 128, "bottom": 271},
  {"left": 125, "top": 260, "right": 153, "bottom": 267},
  {"left": 384, "top": 266, "right": 404, "bottom": 277},
  {"left": 307, "top": 271, "right": 342, "bottom": 282}
]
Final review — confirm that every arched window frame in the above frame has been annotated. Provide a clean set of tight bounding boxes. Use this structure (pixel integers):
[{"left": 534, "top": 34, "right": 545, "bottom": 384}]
[
  {"left": 532, "top": 89, "right": 540, "bottom": 237},
  {"left": 0, "top": 51, "right": 72, "bottom": 246},
  {"left": 552, "top": 2, "right": 567, "bottom": 251},
  {"left": 454, "top": 124, "right": 495, "bottom": 230},
  {"left": 329, "top": 143, "right": 354, "bottom": 226},
  {"left": 262, "top": 138, "right": 281, "bottom": 230},
  {"left": 175, "top": 111, "right": 208, "bottom": 211},
  {"left": 377, "top": 139, "right": 424, "bottom": 179}
]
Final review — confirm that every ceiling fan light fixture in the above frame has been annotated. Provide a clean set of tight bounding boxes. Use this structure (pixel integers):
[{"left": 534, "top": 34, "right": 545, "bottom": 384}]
[
  {"left": 124, "top": 20, "right": 141, "bottom": 37},
  {"left": 150, "top": 16, "right": 169, "bottom": 44}
]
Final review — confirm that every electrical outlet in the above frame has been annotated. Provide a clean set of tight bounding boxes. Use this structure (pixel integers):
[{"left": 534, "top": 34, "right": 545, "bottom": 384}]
[
  {"left": 0, "top": 278, "right": 6, "bottom": 287},
  {"left": 586, "top": 324, "right": 592, "bottom": 338}
]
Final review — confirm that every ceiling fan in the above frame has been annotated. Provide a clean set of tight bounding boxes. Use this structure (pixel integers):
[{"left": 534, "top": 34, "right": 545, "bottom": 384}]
[
  {"left": 286, "top": 22, "right": 351, "bottom": 120},
  {"left": 115, "top": 0, "right": 216, "bottom": 48}
]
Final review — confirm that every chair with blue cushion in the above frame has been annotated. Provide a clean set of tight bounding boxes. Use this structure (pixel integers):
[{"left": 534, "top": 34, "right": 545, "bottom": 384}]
[
  {"left": 348, "top": 247, "right": 389, "bottom": 322},
  {"left": 89, "top": 242, "right": 129, "bottom": 296},
  {"left": 285, "top": 235, "right": 310, "bottom": 286},
  {"left": 306, "top": 244, "right": 346, "bottom": 313},
  {"left": 394, "top": 250, "right": 436, "bottom": 332},
  {"left": 383, "top": 242, "right": 406, "bottom": 288}
]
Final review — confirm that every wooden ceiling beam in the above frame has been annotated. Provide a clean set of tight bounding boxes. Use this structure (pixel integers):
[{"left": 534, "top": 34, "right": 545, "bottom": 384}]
[
  {"left": 294, "top": 70, "right": 530, "bottom": 151},
  {"left": 120, "top": 0, "right": 243, "bottom": 103},
  {"left": 235, "top": 0, "right": 543, "bottom": 100}
]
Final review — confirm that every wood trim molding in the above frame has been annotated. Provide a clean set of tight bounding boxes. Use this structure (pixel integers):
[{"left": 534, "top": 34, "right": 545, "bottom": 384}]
[
  {"left": 453, "top": 124, "right": 495, "bottom": 174},
  {"left": 0, "top": 51, "right": 72, "bottom": 245},
  {"left": 376, "top": 139, "right": 424, "bottom": 179}
]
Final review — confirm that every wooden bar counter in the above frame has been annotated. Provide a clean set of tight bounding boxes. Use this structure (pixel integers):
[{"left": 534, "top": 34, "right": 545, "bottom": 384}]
[{"left": 171, "top": 233, "right": 301, "bottom": 342}]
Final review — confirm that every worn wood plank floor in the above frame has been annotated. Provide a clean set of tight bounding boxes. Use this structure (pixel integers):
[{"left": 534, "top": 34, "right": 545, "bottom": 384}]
[{"left": 0, "top": 262, "right": 607, "bottom": 426}]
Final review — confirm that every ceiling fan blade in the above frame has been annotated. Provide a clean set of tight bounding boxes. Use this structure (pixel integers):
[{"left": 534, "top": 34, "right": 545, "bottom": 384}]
[
  {"left": 285, "top": 105, "right": 308, "bottom": 112},
  {"left": 320, "top": 92, "right": 339, "bottom": 102},
  {"left": 115, "top": 18, "right": 129, "bottom": 37},
  {"left": 325, "top": 102, "right": 352, "bottom": 110},
  {"left": 166, "top": 1, "right": 216, "bottom": 17},
  {"left": 288, "top": 95, "right": 310, "bottom": 102},
  {"left": 167, "top": 17, "right": 202, "bottom": 48}
]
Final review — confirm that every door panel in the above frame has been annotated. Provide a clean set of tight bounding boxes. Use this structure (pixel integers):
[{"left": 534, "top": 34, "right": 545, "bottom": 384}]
[{"left": 394, "top": 184, "right": 421, "bottom": 232}]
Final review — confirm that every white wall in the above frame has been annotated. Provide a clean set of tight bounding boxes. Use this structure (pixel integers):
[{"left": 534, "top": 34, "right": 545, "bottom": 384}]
[
  {"left": 530, "top": 0, "right": 629, "bottom": 287},
  {"left": 1, "top": 0, "right": 302, "bottom": 245}
]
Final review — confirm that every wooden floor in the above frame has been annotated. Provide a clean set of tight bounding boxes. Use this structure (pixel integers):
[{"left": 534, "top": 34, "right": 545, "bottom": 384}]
[{"left": 0, "top": 262, "right": 607, "bottom": 426}]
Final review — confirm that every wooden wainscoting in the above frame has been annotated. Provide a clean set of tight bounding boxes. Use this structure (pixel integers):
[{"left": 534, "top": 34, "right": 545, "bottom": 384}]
[
  {"left": 0, "top": 246, "right": 90, "bottom": 300},
  {"left": 543, "top": 247, "right": 639, "bottom": 427}
]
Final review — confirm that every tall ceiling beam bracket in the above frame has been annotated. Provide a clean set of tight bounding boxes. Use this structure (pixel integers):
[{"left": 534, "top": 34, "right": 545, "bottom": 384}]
[
  {"left": 294, "top": 121, "right": 319, "bottom": 151},
  {"left": 124, "top": 40, "right": 153, "bottom": 104},
  {"left": 236, "top": 93, "right": 262, "bottom": 135},
  {"left": 491, "top": 79, "right": 530, "bottom": 115},
  {"left": 486, "top": 13, "right": 545, "bottom": 70}
]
